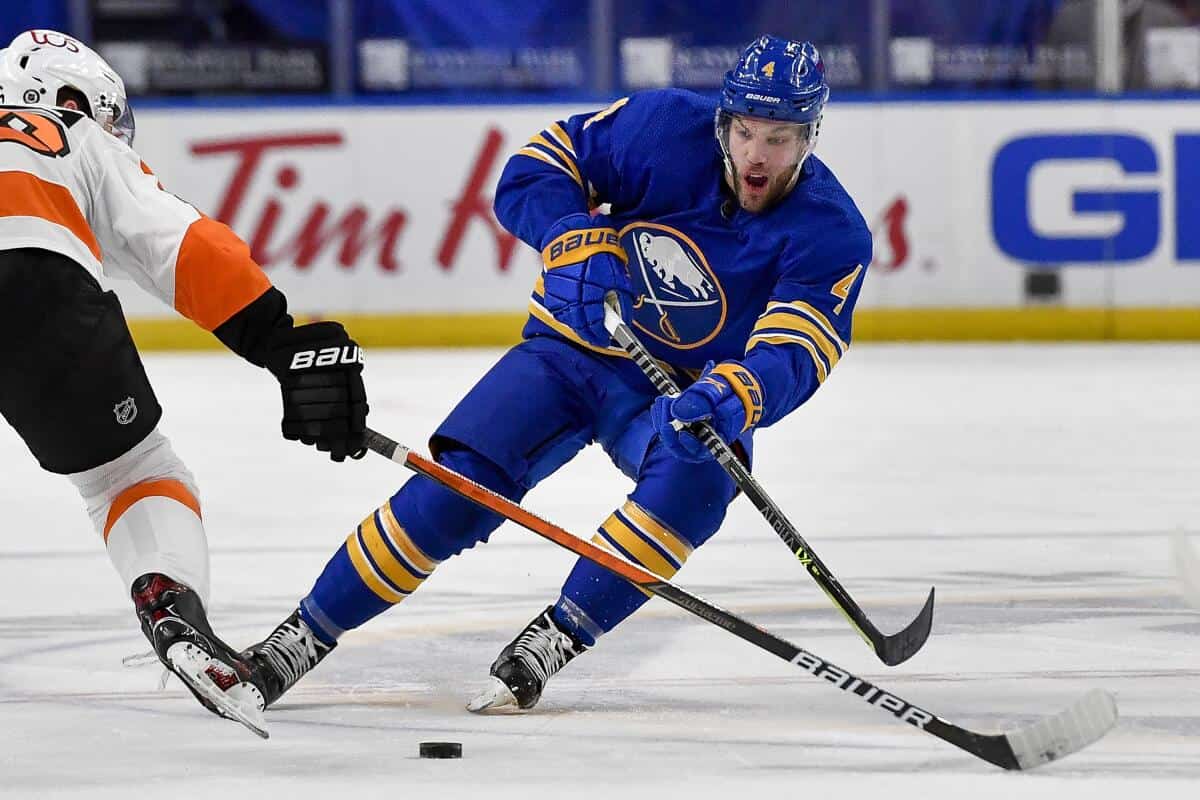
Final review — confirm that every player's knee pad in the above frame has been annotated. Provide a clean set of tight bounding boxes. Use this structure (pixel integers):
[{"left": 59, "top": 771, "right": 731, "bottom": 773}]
[
  {"left": 631, "top": 456, "right": 736, "bottom": 553},
  {"left": 68, "top": 427, "right": 209, "bottom": 604},
  {"left": 69, "top": 427, "right": 199, "bottom": 534},
  {"left": 391, "top": 445, "right": 525, "bottom": 562}
]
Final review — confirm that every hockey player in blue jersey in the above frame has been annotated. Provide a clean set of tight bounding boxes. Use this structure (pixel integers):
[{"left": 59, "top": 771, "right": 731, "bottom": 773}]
[{"left": 243, "top": 35, "right": 872, "bottom": 713}]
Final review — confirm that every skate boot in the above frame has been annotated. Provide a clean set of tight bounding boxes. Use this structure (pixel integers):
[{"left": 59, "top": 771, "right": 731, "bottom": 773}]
[
  {"left": 467, "top": 605, "right": 588, "bottom": 712},
  {"left": 242, "top": 608, "right": 335, "bottom": 707},
  {"left": 131, "top": 573, "right": 268, "bottom": 738}
]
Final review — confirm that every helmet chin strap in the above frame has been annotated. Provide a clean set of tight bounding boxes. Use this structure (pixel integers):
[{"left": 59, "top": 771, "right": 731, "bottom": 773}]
[
  {"left": 783, "top": 124, "right": 821, "bottom": 195},
  {"left": 718, "top": 121, "right": 735, "bottom": 179},
  {"left": 783, "top": 161, "right": 803, "bottom": 194}
]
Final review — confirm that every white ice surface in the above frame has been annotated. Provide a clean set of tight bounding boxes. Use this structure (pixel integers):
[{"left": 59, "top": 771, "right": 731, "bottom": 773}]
[{"left": 1, "top": 344, "right": 1198, "bottom": 798}]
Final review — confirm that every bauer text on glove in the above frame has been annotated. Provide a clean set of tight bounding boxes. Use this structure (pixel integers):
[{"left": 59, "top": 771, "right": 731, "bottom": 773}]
[
  {"left": 264, "top": 321, "right": 368, "bottom": 462},
  {"left": 539, "top": 213, "right": 634, "bottom": 347},
  {"left": 652, "top": 361, "right": 763, "bottom": 463}
]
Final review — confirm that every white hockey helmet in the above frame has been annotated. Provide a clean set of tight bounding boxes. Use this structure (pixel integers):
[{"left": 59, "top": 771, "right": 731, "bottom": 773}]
[{"left": 0, "top": 29, "right": 135, "bottom": 144}]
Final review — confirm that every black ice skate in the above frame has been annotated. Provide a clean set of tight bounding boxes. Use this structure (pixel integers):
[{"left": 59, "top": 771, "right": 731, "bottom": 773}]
[
  {"left": 131, "top": 573, "right": 268, "bottom": 738},
  {"left": 467, "top": 605, "right": 588, "bottom": 712},
  {"left": 242, "top": 608, "right": 335, "bottom": 707}
]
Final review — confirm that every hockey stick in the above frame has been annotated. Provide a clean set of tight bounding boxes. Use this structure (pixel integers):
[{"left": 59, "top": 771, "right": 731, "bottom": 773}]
[
  {"left": 600, "top": 296, "right": 934, "bottom": 666},
  {"left": 364, "top": 427, "right": 1116, "bottom": 770}
]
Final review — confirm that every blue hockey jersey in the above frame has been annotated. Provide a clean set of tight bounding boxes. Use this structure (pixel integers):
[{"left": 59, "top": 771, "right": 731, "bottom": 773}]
[{"left": 493, "top": 89, "right": 872, "bottom": 429}]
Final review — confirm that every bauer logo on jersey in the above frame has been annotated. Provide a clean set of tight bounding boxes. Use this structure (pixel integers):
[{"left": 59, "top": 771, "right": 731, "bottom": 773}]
[
  {"left": 113, "top": 397, "right": 137, "bottom": 425},
  {"left": 620, "top": 222, "right": 726, "bottom": 348}
]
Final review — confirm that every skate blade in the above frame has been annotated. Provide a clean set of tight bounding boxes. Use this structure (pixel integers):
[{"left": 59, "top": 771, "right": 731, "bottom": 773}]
[
  {"left": 166, "top": 642, "right": 270, "bottom": 739},
  {"left": 466, "top": 676, "right": 521, "bottom": 713}
]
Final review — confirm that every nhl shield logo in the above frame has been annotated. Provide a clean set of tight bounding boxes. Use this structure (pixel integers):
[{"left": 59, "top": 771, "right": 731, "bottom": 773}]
[
  {"left": 113, "top": 397, "right": 138, "bottom": 426},
  {"left": 620, "top": 222, "right": 726, "bottom": 349}
]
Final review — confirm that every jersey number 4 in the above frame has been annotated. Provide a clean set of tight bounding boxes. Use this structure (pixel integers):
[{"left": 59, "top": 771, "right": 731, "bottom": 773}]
[
  {"left": 0, "top": 110, "right": 71, "bottom": 158},
  {"left": 831, "top": 264, "right": 864, "bottom": 315}
]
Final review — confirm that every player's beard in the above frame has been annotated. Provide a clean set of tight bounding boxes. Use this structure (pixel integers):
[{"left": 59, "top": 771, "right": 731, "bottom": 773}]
[{"left": 732, "top": 161, "right": 799, "bottom": 213}]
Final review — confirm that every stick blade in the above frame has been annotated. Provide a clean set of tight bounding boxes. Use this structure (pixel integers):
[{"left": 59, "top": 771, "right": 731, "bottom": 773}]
[
  {"left": 877, "top": 586, "right": 936, "bottom": 666},
  {"left": 1003, "top": 689, "right": 1117, "bottom": 770}
]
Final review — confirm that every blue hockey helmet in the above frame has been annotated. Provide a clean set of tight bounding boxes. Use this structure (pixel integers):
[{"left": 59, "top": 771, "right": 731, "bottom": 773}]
[
  {"left": 719, "top": 35, "right": 829, "bottom": 124},
  {"left": 716, "top": 36, "right": 828, "bottom": 198}
]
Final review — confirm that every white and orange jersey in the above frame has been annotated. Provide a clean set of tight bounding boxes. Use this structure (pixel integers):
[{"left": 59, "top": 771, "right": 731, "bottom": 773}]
[{"left": 0, "top": 104, "right": 270, "bottom": 331}]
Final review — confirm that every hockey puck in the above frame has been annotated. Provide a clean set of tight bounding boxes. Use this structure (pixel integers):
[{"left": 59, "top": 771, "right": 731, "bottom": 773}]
[{"left": 419, "top": 741, "right": 462, "bottom": 759}]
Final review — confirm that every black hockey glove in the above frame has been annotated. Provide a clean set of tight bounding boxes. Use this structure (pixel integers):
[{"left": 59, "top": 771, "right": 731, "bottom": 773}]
[{"left": 264, "top": 321, "right": 368, "bottom": 462}]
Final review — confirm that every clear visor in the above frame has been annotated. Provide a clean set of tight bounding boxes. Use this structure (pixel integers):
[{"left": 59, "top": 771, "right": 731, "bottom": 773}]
[
  {"left": 96, "top": 100, "right": 135, "bottom": 145},
  {"left": 715, "top": 109, "right": 818, "bottom": 163}
]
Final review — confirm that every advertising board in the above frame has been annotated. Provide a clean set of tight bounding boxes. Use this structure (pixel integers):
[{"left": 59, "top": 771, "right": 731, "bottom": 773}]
[{"left": 114, "top": 100, "right": 1200, "bottom": 342}]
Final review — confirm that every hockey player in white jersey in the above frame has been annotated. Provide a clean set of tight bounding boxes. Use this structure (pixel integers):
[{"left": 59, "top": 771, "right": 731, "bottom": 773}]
[{"left": 0, "top": 30, "right": 369, "bottom": 737}]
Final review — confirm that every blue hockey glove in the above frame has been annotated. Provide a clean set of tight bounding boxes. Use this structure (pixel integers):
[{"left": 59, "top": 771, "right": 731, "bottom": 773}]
[
  {"left": 539, "top": 213, "right": 633, "bottom": 347},
  {"left": 652, "top": 360, "right": 764, "bottom": 463}
]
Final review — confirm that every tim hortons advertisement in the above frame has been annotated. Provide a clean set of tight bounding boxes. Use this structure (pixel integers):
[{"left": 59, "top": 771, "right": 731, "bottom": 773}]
[{"left": 110, "top": 101, "right": 1200, "bottom": 319}]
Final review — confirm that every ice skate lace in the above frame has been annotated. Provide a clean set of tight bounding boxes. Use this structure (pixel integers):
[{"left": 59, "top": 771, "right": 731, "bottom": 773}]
[
  {"left": 122, "top": 650, "right": 173, "bottom": 690},
  {"left": 512, "top": 616, "right": 577, "bottom": 685},
  {"left": 258, "top": 619, "right": 323, "bottom": 690}
]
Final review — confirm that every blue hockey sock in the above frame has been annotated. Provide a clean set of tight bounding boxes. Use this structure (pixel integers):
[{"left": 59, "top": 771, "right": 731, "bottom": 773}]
[
  {"left": 298, "top": 496, "right": 444, "bottom": 643},
  {"left": 553, "top": 499, "right": 696, "bottom": 646},
  {"left": 554, "top": 563, "right": 647, "bottom": 647},
  {"left": 297, "top": 448, "right": 521, "bottom": 643},
  {"left": 298, "top": 560, "right": 368, "bottom": 646}
]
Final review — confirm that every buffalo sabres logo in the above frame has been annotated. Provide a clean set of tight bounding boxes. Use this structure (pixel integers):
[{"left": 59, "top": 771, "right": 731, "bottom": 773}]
[
  {"left": 113, "top": 396, "right": 137, "bottom": 426},
  {"left": 620, "top": 222, "right": 726, "bottom": 348}
]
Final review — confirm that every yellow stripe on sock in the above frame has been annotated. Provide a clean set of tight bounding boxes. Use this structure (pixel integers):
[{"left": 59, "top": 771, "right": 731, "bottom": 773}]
[
  {"left": 378, "top": 502, "right": 439, "bottom": 574},
  {"left": 621, "top": 501, "right": 692, "bottom": 565},
  {"left": 600, "top": 515, "right": 679, "bottom": 579},
  {"left": 345, "top": 530, "right": 407, "bottom": 604},
  {"left": 590, "top": 532, "right": 653, "bottom": 598},
  {"left": 360, "top": 515, "right": 425, "bottom": 594}
]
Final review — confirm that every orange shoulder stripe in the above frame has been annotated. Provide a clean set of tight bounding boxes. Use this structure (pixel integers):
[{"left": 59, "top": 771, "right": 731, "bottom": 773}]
[
  {"left": 103, "top": 479, "right": 201, "bottom": 542},
  {"left": 174, "top": 215, "right": 272, "bottom": 331},
  {"left": 0, "top": 170, "right": 101, "bottom": 260},
  {"left": 139, "top": 160, "right": 164, "bottom": 190}
]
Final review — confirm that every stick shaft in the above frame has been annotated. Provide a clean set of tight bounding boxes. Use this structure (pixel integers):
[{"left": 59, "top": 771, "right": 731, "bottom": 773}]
[
  {"left": 361, "top": 427, "right": 1025, "bottom": 769},
  {"left": 601, "top": 307, "right": 925, "bottom": 661}
]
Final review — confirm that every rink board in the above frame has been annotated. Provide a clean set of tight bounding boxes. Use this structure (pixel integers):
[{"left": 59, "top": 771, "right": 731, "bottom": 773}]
[{"left": 108, "top": 100, "right": 1200, "bottom": 344}]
